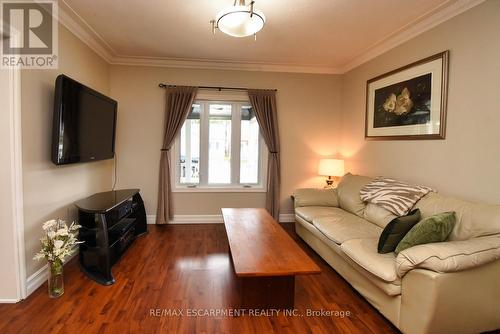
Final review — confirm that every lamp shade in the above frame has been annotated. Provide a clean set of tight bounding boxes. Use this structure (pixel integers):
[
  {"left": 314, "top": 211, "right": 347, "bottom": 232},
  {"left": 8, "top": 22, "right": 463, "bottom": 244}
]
[{"left": 318, "top": 159, "right": 344, "bottom": 177}]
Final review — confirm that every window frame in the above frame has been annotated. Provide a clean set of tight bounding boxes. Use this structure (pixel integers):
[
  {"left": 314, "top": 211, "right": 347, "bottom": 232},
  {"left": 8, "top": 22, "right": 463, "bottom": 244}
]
[{"left": 172, "top": 94, "right": 267, "bottom": 193}]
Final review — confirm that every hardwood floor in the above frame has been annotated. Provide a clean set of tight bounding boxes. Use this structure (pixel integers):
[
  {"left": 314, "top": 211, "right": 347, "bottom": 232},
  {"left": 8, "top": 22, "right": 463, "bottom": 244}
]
[{"left": 0, "top": 224, "right": 398, "bottom": 334}]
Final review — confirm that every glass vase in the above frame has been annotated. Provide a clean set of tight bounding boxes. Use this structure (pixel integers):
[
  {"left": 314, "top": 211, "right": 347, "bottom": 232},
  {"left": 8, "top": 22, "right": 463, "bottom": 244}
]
[{"left": 48, "top": 259, "right": 64, "bottom": 298}]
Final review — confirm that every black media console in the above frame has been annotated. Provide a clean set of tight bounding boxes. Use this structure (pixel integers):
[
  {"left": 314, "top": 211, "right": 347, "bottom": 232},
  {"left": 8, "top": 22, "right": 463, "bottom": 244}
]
[{"left": 75, "top": 189, "right": 147, "bottom": 285}]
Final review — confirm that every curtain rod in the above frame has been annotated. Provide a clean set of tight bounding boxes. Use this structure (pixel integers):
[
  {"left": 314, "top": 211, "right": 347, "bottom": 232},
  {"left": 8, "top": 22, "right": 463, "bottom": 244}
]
[{"left": 158, "top": 83, "right": 277, "bottom": 92}]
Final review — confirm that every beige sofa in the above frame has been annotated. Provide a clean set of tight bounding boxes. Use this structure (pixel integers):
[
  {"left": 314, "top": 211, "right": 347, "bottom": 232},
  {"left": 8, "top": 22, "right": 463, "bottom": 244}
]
[{"left": 294, "top": 173, "right": 500, "bottom": 334}]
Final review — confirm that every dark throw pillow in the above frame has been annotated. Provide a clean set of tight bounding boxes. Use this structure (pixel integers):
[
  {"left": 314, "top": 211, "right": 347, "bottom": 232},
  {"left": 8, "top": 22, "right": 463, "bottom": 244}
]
[
  {"left": 377, "top": 209, "right": 421, "bottom": 254},
  {"left": 395, "top": 212, "right": 456, "bottom": 254}
]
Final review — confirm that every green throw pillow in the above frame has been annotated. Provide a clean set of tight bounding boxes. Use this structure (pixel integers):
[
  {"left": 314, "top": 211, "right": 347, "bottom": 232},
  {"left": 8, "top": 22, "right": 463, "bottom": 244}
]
[
  {"left": 395, "top": 212, "right": 456, "bottom": 254},
  {"left": 378, "top": 209, "right": 421, "bottom": 254}
]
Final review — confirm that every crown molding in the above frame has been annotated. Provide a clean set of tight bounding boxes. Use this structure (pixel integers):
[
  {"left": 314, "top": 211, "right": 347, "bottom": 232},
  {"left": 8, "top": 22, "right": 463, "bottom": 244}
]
[
  {"left": 110, "top": 55, "right": 342, "bottom": 74},
  {"left": 340, "top": 0, "right": 486, "bottom": 73},
  {"left": 58, "top": 0, "right": 115, "bottom": 63},
  {"left": 58, "top": 0, "right": 485, "bottom": 75}
]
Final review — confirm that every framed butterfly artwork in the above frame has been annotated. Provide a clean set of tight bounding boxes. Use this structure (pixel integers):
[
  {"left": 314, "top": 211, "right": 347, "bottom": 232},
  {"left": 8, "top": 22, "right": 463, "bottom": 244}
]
[{"left": 365, "top": 51, "right": 449, "bottom": 140}]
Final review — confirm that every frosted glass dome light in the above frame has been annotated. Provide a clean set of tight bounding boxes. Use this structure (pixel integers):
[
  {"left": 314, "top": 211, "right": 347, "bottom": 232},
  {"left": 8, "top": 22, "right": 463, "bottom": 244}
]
[{"left": 212, "top": 1, "right": 266, "bottom": 38}]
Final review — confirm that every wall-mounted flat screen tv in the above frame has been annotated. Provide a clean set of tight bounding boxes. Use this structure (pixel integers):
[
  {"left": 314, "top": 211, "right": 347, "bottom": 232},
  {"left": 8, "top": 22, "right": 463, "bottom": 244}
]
[{"left": 51, "top": 74, "right": 117, "bottom": 165}]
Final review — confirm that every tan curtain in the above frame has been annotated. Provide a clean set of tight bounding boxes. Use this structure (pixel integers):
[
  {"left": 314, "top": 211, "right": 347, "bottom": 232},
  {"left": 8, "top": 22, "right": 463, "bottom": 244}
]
[
  {"left": 248, "top": 89, "right": 281, "bottom": 220},
  {"left": 156, "top": 86, "right": 198, "bottom": 224}
]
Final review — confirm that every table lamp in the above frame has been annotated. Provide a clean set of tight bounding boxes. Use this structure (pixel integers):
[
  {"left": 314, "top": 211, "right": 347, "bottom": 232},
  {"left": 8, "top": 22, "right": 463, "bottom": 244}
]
[{"left": 318, "top": 159, "right": 345, "bottom": 188}]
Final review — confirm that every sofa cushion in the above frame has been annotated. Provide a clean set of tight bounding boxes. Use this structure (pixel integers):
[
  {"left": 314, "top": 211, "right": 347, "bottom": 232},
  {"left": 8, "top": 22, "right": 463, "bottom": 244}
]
[
  {"left": 296, "top": 218, "right": 401, "bottom": 296},
  {"left": 415, "top": 192, "right": 500, "bottom": 241},
  {"left": 395, "top": 235, "right": 500, "bottom": 278},
  {"left": 295, "top": 206, "right": 339, "bottom": 223},
  {"left": 341, "top": 238, "right": 399, "bottom": 283},
  {"left": 378, "top": 209, "right": 421, "bottom": 254},
  {"left": 395, "top": 212, "right": 456, "bottom": 254},
  {"left": 337, "top": 173, "right": 373, "bottom": 217},
  {"left": 364, "top": 203, "right": 397, "bottom": 228},
  {"left": 360, "top": 177, "right": 432, "bottom": 216},
  {"left": 312, "top": 209, "right": 382, "bottom": 244},
  {"left": 294, "top": 188, "right": 339, "bottom": 208}
]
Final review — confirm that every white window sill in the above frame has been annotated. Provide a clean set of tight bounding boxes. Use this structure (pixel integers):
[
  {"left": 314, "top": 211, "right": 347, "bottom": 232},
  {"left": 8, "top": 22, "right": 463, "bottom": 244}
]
[{"left": 172, "top": 186, "right": 266, "bottom": 193}]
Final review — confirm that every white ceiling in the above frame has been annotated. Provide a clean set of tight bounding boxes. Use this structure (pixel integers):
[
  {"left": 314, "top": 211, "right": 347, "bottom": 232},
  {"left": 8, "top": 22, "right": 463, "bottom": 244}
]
[{"left": 61, "top": 0, "right": 482, "bottom": 73}]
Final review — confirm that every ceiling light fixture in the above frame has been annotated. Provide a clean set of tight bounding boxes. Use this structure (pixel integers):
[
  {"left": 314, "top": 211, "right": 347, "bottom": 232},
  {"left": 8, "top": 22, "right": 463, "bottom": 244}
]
[{"left": 210, "top": 0, "right": 265, "bottom": 39}]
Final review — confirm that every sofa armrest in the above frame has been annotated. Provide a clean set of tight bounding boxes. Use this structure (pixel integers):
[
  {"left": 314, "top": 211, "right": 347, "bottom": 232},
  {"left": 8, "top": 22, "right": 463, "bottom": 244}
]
[
  {"left": 293, "top": 188, "right": 339, "bottom": 208},
  {"left": 400, "top": 263, "right": 500, "bottom": 334},
  {"left": 396, "top": 235, "right": 500, "bottom": 278}
]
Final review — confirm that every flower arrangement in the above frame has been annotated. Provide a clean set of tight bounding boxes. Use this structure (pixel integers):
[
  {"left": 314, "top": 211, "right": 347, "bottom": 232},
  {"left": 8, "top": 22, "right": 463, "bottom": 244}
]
[
  {"left": 34, "top": 219, "right": 82, "bottom": 263},
  {"left": 33, "top": 219, "right": 83, "bottom": 298}
]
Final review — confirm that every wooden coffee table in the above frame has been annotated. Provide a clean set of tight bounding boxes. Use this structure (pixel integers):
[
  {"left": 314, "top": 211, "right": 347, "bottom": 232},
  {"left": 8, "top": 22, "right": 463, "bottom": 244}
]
[{"left": 222, "top": 208, "right": 321, "bottom": 309}]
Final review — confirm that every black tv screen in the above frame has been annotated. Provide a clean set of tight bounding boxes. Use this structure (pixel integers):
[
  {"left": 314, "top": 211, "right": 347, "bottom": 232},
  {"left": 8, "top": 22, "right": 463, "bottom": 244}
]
[{"left": 51, "top": 75, "right": 117, "bottom": 165}]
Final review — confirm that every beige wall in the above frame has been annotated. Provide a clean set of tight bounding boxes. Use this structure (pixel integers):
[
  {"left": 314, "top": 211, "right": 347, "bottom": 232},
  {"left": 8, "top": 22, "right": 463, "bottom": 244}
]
[
  {"left": 21, "top": 25, "right": 112, "bottom": 278},
  {"left": 110, "top": 66, "right": 341, "bottom": 217},
  {"left": 340, "top": 0, "right": 500, "bottom": 204}
]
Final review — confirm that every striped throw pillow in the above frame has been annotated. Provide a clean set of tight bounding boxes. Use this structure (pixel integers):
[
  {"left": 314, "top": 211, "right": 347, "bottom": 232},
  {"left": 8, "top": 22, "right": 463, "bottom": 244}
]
[{"left": 360, "top": 177, "right": 432, "bottom": 216}]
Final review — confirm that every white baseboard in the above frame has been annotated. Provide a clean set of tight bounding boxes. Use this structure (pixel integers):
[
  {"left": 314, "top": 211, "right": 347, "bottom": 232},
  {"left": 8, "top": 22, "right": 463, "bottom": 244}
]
[
  {"left": 0, "top": 298, "right": 21, "bottom": 303},
  {"left": 146, "top": 215, "right": 156, "bottom": 225},
  {"left": 171, "top": 215, "right": 223, "bottom": 224},
  {"left": 26, "top": 251, "right": 77, "bottom": 297},
  {"left": 147, "top": 213, "right": 295, "bottom": 224},
  {"left": 147, "top": 214, "right": 222, "bottom": 224},
  {"left": 26, "top": 265, "right": 47, "bottom": 296},
  {"left": 279, "top": 213, "right": 295, "bottom": 223}
]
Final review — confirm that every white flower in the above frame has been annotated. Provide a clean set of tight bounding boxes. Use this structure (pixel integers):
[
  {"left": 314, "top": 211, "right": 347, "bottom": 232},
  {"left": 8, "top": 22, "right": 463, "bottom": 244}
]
[
  {"left": 394, "top": 87, "right": 414, "bottom": 115},
  {"left": 69, "top": 222, "right": 81, "bottom": 231},
  {"left": 53, "top": 239, "right": 64, "bottom": 250},
  {"left": 47, "top": 231, "right": 56, "bottom": 239},
  {"left": 56, "top": 228, "right": 69, "bottom": 237},
  {"left": 42, "top": 220, "right": 57, "bottom": 230},
  {"left": 382, "top": 88, "right": 414, "bottom": 115},
  {"left": 383, "top": 93, "right": 397, "bottom": 112}
]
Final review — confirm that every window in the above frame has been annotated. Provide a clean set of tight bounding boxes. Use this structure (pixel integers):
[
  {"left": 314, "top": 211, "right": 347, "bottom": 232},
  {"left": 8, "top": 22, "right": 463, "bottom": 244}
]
[
  {"left": 208, "top": 104, "right": 232, "bottom": 184},
  {"left": 179, "top": 104, "right": 200, "bottom": 184},
  {"left": 240, "top": 106, "right": 260, "bottom": 184},
  {"left": 174, "top": 100, "right": 266, "bottom": 191}
]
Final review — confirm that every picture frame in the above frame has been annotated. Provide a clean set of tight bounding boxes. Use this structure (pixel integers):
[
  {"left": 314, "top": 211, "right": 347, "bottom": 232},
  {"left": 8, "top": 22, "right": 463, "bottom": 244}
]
[{"left": 365, "top": 51, "right": 449, "bottom": 140}]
